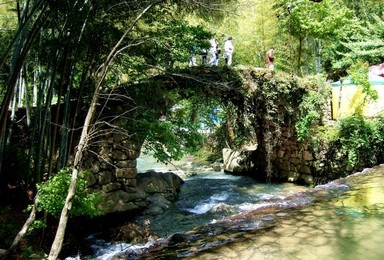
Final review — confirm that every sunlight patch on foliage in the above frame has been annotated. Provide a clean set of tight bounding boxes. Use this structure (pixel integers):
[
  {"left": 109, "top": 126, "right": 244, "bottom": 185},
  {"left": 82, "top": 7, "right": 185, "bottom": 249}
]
[{"left": 37, "top": 169, "right": 102, "bottom": 218}]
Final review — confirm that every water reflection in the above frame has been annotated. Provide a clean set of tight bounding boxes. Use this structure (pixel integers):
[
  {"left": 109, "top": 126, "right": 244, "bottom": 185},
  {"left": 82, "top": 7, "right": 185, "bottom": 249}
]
[{"left": 336, "top": 177, "right": 384, "bottom": 208}]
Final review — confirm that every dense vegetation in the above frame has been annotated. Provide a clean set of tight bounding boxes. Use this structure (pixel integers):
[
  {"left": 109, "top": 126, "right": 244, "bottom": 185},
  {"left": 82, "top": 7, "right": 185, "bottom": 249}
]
[{"left": 1, "top": 0, "right": 384, "bottom": 258}]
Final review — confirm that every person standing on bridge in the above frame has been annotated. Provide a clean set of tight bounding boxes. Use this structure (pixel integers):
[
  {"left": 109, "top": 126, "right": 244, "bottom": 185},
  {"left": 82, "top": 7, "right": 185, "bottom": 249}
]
[
  {"left": 200, "top": 48, "right": 207, "bottom": 65},
  {"left": 188, "top": 46, "right": 197, "bottom": 67},
  {"left": 214, "top": 44, "right": 221, "bottom": 66},
  {"left": 223, "top": 37, "right": 234, "bottom": 66},
  {"left": 265, "top": 47, "right": 275, "bottom": 71},
  {"left": 208, "top": 37, "right": 218, "bottom": 66}
]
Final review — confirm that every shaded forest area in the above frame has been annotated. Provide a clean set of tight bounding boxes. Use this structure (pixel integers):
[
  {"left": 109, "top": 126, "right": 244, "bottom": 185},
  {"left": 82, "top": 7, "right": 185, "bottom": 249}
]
[{"left": 1, "top": 0, "right": 384, "bottom": 259}]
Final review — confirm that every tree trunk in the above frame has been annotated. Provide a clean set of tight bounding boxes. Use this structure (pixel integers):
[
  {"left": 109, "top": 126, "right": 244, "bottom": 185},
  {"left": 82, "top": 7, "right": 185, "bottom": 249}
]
[
  {"left": 297, "top": 35, "right": 303, "bottom": 75},
  {"left": 48, "top": 2, "right": 165, "bottom": 259}
]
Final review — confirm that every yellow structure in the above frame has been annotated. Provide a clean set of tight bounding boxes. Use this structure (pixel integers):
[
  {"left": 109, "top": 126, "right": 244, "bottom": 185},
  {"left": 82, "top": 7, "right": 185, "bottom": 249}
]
[{"left": 331, "top": 74, "right": 384, "bottom": 119}]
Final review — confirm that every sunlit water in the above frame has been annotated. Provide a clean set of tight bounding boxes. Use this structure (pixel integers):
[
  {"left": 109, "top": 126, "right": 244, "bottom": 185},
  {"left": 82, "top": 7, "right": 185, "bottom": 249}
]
[
  {"left": 74, "top": 158, "right": 384, "bottom": 260},
  {"left": 178, "top": 167, "right": 384, "bottom": 260},
  {"left": 136, "top": 172, "right": 306, "bottom": 238},
  {"left": 135, "top": 154, "right": 307, "bottom": 238}
]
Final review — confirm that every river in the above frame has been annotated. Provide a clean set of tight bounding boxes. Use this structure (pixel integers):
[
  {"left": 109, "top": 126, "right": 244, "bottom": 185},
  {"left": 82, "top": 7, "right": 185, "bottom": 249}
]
[{"left": 72, "top": 156, "right": 384, "bottom": 260}]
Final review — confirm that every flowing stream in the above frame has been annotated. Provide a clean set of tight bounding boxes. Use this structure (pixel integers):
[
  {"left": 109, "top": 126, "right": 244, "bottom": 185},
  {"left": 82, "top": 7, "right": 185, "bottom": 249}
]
[
  {"left": 75, "top": 156, "right": 384, "bottom": 260},
  {"left": 135, "top": 172, "right": 306, "bottom": 238}
]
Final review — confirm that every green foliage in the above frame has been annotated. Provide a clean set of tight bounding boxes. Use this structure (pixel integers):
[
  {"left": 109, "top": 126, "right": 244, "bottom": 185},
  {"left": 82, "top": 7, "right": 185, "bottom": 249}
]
[
  {"left": 296, "top": 76, "right": 331, "bottom": 141},
  {"left": 142, "top": 98, "right": 205, "bottom": 163},
  {"left": 275, "top": 0, "right": 353, "bottom": 74},
  {"left": 295, "top": 72, "right": 384, "bottom": 176},
  {"left": 20, "top": 246, "right": 47, "bottom": 260},
  {"left": 310, "top": 114, "right": 384, "bottom": 179},
  {"left": 296, "top": 110, "right": 321, "bottom": 141},
  {"left": 276, "top": 0, "right": 352, "bottom": 38},
  {"left": 37, "top": 168, "right": 102, "bottom": 218},
  {"left": 0, "top": 0, "right": 222, "bottom": 188},
  {"left": 335, "top": 14, "right": 384, "bottom": 69},
  {"left": 247, "top": 70, "right": 308, "bottom": 119},
  {"left": 4, "top": 0, "right": 384, "bottom": 208},
  {"left": 337, "top": 114, "right": 384, "bottom": 167},
  {"left": 209, "top": 0, "right": 278, "bottom": 67},
  {"left": 312, "top": 122, "right": 339, "bottom": 145},
  {"left": 341, "top": 0, "right": 384, "bottom": 19},
  {"left": 28, "top": 219, "right": 47, "bottom": 233},
  {"left": 133, "top": 11, "right": 212, "bottom": 71},
  {"left": 238, "top": 69, "right": 309, "bottom": 178},
  {"left": 347, "top": 60, "right": 378, "bottom": 103},
  {"left": 121, "top": 66, "right": 244, "bottom": 163}
]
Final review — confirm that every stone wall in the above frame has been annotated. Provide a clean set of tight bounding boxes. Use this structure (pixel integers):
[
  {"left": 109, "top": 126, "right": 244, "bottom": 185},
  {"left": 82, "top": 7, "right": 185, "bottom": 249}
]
[
  {"left": 79, "top": 130, "right": 185, "bottom": 214},
  {"left": 82, "top": 132, "right": 141, "bottom": 194},
  {"left": 268, "top": 99, "right": 334, "bottom": 184},
  {"left": 270, "top": 130, "right": 314, "bottom": 184},
  {"left": 223, "top": 70, "right": 334, "bottom": 185},
  {"left": 223, "top": 130, "right": 317, "bottom": 185},
  {"left": 224, "top": 99, "right": 375, "bottom": 186}
]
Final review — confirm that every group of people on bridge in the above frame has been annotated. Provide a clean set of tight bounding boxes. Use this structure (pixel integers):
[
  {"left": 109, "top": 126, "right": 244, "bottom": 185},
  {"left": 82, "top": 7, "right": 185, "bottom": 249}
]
[
  {"left": 189, "top": 36, "right": 234, "bottom": 67},
  {"left": 189, "top": 37, "right": 275, "bottom": 71}
]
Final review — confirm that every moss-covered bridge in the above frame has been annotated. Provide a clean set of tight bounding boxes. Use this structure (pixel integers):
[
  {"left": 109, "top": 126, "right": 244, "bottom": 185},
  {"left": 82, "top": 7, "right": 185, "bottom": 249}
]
[{"left": 79, "top": 66, "right": 335, "bottom": 208}]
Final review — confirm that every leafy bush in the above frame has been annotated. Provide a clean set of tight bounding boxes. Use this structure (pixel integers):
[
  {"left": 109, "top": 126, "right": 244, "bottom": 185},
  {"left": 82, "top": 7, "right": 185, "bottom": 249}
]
[
  {"left": 347, "top": 60, "right": 378, "bottom": 115},
  {"left": 311, "top": 114, "right": 384, "bottom": 181},
  {"left": 295, "top": 76, "right": 331, "bottom": 141},
  {"left": 337, "top": 114, "right": 384, "bottom": 167},
  {"left": 37, "top": 169, "right": 102, "bottom": 218}
]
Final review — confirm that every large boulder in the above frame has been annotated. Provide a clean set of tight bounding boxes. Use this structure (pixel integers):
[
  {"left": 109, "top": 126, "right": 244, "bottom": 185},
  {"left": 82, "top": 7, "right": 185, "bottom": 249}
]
[
  {"left": 137, "top": 171, "right": 184, "bottom": 200},
  {"left": 223, "top": 147, "right": 256, "bottom": 174},
  {"left": 99, "top": 171, "right": 184, "bottom": 215},
  {"left": 137, "top": 171, "right": 184, "bottom": 214},
  {"left": 98, "top": 189, "right": 146, "bottom": 214},
  {"left": 112, "top": 222, "right": 157, "bottom": 244}
]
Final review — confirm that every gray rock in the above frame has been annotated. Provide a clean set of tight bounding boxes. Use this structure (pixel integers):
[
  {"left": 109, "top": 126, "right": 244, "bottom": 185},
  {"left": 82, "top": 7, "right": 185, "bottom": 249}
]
[
  {"left": 223, "top": 148, "right": 255, "bottom": 173},
  {"left": 208, "top": 203, "right": 235, "bottom": 214},
  {"left": 99, "top": 171, "right": 184, "bottom": 215}
]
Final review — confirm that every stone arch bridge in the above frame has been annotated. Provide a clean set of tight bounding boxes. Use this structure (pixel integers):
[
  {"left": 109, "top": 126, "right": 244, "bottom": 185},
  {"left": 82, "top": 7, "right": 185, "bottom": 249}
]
[{"left": 77, "top": 66, "right": 330, "bottom": 213}]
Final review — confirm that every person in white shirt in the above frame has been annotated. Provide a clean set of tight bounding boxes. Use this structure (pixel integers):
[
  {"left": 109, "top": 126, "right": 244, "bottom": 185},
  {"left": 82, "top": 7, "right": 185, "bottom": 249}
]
[
  {"left": 208, "top": 37, "right": 218, "bottom": 66},
  {"left": 223, "top": 37, "right": 234, "bottom": 66}
]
